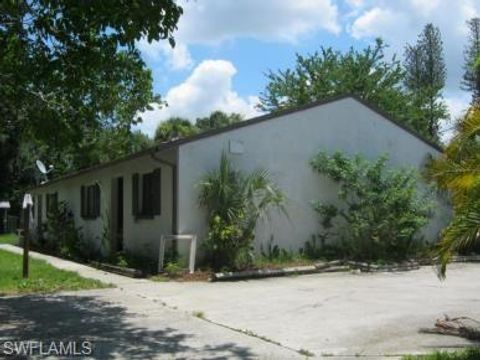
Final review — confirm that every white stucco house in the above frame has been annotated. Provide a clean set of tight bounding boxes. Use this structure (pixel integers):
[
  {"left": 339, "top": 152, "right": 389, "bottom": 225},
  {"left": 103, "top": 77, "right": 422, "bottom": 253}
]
[{"left": 30, "top": 95, "right": 450, "bottom": 264}]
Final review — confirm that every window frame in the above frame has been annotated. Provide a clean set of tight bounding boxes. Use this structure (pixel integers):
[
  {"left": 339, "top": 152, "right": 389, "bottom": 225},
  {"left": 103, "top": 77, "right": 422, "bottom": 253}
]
[
  {"left": 132, "top": 168, "right": 161, "bottom": 220},
  {"left": 46, "top": 192, "right": 58, "bottom": 214},
  {"left": 81, "top": 183, "right": 100, "bottom": 220}
]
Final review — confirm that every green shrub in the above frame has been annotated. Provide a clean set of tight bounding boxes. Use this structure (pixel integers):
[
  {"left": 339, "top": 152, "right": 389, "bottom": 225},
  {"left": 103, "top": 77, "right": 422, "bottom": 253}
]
[
  {"left": 40, "top": 201, "right": 100, "bottom": 262},
  {"left": 402, "top": 348, "right": 480, "bottom": 360},
  {"left": 109, "top": 251, "right": 156, "bottom": 274},
  {"left": 198, "top": 151, "right": 286, "bottom": 271},
  {"left": 261, "top": 237, "right": 295, "bottom": 262},
  {"left": 310, "top": 151, "right": 433, "bottom": 262},
  {"left": 302, "top": 234, "right": 344, "bottom": 260},
  {"left": 164, "top": 261, "right": 184, "bottom": 276}
]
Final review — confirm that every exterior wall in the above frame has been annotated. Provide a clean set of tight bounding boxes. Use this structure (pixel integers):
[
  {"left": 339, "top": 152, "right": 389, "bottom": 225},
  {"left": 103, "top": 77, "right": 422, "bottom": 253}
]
[
  {"left": 31, "top": 148, "right": 176, "bottom": 259},
  {"left": 177, "top": 97, "right": 450, "bottom": 254}
]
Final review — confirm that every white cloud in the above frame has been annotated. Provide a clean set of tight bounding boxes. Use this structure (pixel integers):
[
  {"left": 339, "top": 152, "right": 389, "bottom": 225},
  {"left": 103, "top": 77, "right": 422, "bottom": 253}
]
[
  {"left": 445, "top": 93, "right": 470, "bottom": 121},
  {"left": 137, "top": 60, "right": 261, "bottom": 136},
  {"left": 438, "top": 93, "right": 469, "bottom": 143},
  {"left": 173, "top": 0, "right": 340, "bottom": 45},
  {"left": 138, "top": 0, "right": 341, "bottom": 69},
  {"left": 409, "top": 0, "right": 441, "bottom": 16},
  {"left": 347, "top": 0, "right": 365, "bottom": 8},
  {"left": 137, "top": 39, "right": 193, "bottom": 70},
  {"left": 137, "top": 1, "right": 341, "bottom": 66},
  {"left": 350, "top": 7, "right": 400, "bottom": 39}
]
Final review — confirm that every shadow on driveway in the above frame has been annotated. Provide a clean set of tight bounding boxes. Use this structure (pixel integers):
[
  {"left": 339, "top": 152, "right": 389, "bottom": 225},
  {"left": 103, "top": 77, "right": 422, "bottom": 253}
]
[{"left": 0, "top": 294, "right": 257, "bottom": 359}]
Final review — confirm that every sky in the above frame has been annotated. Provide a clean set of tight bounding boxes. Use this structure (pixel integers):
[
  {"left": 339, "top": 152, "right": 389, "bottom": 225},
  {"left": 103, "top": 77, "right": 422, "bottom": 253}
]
[{"left": 135, "top": 0, "right": 480, "bottom": 138}]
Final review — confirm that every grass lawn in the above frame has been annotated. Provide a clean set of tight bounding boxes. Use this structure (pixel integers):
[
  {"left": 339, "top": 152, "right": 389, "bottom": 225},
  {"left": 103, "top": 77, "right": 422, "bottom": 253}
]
[
  {"left": 0, "top": 249, "right": 108, "bottom": 295},
  {"left": 403, "top": 348, "right": 480, "bottom": 360},
  {"left": 0, "top": 233, "right": 18, "bottom": 245}
]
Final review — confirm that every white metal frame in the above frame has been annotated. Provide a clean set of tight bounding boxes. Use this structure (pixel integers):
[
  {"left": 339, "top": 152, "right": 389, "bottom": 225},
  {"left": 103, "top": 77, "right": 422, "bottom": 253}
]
[{"left": 158, "top": 234, "right": 197, "bottom": 274}]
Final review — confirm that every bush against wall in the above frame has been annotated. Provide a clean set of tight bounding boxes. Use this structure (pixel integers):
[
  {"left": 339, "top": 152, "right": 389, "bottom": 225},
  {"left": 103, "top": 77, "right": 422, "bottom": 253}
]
[
  {"left": 41, "top": 201, "right": 99, "bottom": 261},
  {"left": 198, "top": 152, "right": 286, "bottom": 271},
  {"left": 310, "top": 151, "right": 433, "bottom": 262}
]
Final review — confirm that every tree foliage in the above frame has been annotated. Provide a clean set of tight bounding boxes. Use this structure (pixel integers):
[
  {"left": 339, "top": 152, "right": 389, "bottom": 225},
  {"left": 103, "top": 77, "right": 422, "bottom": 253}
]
[
  {"left": 404, "top": 23, "right": 448, "bottom": 140},
  {"left": 260, "top": 40, "right": 405, "bottom": 125},
  {"left": 154, "top": 117, "right": 197, "bottom": 143},
  {"left": 154, "top": 111, "right": 244, "bottom": 143},
  {"left": 198, "top": 152, "right": 285, "bottom": 270},
  {"left": 311, "top": 151, "right": 432, "bottom": 262},
  {"left": 0, "top": 0, "right": 182, "bottom": 205},
  {"left": 196, "top": 111, "right": 243, "bottom": 131},
  {"left": 259, "top": 38, "right": 447, "bottom": 142},
  {"left": 426, "top": 106, "right": 480, "bottom": 276},
  {"left": 462, "top": 18, "right": 480, "bottom": 104}
]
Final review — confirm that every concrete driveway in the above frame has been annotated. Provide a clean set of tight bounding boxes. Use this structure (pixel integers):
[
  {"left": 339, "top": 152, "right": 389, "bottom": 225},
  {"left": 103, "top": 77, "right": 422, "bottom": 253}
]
[
  {"left": 1, "top": 245, "right": 480, "bottom": 359},
  {"left": 131, "top": 264, "right": 480, "bottom": 357}
]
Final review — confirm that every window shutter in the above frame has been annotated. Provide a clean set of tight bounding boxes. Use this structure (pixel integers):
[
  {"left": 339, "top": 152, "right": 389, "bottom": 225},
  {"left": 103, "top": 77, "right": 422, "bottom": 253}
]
[
  {"left": 53, "top": 193, "right": 58, "bottom": 210},
  {"left": 132, "top": 173, "right": 139, "bottom": 216},
  {"left": 94, "top": 184, "right": 101, "bottom": 217},
  {"left": 81, "top": 186, "right": 85, "bottom": 217},
  {"left": 38, "top": 194, "right": 43, "bottom": 223},
  {"left": 152, "top": 168, "right": 162, "bottom": 215},
  {"left": 88, "top": 186, "right": 93, "bottom": 217}
]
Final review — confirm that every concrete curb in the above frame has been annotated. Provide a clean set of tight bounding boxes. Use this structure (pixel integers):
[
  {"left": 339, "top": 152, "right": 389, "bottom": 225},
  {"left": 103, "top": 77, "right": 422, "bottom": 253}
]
[
  {"left": 210, "top": 262, "right": 351, "bottom": 282},
  {"left": 89, "top": 261, "right": 145, "bottom": 278},
  {"left": 210, "top": 260, "right": 425, "bottom": 282}
]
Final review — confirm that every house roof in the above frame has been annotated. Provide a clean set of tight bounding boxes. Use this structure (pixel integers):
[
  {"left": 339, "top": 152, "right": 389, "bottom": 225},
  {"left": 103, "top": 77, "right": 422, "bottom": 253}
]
[{"left": 31, "top": 94, "right": 443, "bottom": 189}]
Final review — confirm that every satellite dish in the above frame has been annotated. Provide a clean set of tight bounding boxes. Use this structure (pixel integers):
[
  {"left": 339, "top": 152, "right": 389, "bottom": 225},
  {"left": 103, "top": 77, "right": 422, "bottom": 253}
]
[
  {"left": 35, "top": 160, "right": 53, "bottom": 184},
  {"left": 36, "top": 160, "right": 48, "bottom": 174}
]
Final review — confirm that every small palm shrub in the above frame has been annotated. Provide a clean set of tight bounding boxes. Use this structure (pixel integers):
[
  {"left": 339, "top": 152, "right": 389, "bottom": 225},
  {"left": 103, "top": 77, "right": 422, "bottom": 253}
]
[
  {"left": 310, "top": 151, "right": 433, "bottom": 262},
  {"left": 198, "top": 152, "right": 285, "bottom": 270}
]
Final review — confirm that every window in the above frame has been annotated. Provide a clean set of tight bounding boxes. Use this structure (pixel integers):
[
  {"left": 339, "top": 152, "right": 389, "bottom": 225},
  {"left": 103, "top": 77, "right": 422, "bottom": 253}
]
[
  {"left": 132, "top": 169, "right": 161, "bottom": 219},
  {"left": 81, "top": 184, "right": 100, "bottom": 219},
  {"left": 46, "top": 193, "right": 58, "bottom": 214}
]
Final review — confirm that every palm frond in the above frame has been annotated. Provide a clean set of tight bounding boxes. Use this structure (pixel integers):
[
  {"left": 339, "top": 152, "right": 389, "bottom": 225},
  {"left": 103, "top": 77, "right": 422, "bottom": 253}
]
[
  {"left": 426, "top": 106, "right": 480, "bottom": 276},
  {"left": 455, "top": 105, "right": 480, "bottom": 140},
  {"left": 437, "top": 200, "right": 480, "bottom": 278}
]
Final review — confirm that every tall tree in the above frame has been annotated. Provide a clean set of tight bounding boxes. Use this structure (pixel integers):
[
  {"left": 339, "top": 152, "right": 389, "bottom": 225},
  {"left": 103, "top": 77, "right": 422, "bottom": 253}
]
[
  {"left": 155, "top": 117, "right": 197, "bottom": 143},
  {"left": 0, "top": 1, "right": 182, "bottom": 204},
  {"left": 259, "top": 39, "right": 420, "bottom": 133},
  {"left": 195, "top": 111, "right": 243, "bottom": 131},
  {"left": 462, "top": 18, "right": 480, "bottom": 104},
  {"left": 404, "top": 23, "right": 448, "bottom": 140}
]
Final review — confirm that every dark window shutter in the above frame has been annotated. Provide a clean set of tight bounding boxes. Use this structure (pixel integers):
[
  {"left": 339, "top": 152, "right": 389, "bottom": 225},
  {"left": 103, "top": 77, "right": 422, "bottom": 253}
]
[
  {"left": 132, "top": 173, "right": 139, "bottom": 216},
  {"left": 94, "top": 184, "right": 101, "bottom": 217},
  {"left": 88, "top": 186, "right": 93, "bottom": 216},
  {"left": 152, "top": 168, "right": 162, "bottom": 215},
  {"left": 38, "top": 194, "right": 43, "bottom": 223},
  {"left": 142, "top": 173, "right": 153, "bottom": 216},
  {"left": 81, "top": 186, "right": 86, "bottom": 217}
]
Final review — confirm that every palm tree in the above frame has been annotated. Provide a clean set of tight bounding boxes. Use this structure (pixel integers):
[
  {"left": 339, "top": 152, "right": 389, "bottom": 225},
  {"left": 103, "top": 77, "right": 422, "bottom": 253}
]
[
  {"left": 426, "top": 105, "right": 480, "bottom": 276},
  {"left": 198, "top": 152, "right": 285, "bottom": 270}
]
